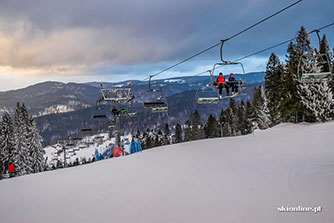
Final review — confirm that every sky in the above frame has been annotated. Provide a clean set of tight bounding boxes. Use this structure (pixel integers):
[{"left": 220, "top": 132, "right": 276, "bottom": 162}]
[{"left": 0, "top": 0, "right": 333, "bottom": 91}]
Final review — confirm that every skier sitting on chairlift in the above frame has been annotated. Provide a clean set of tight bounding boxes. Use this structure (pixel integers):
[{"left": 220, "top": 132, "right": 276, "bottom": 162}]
[
  {"left": 226, "top": 73, "right": 239, "bottom": 96},
  {"left": 216, "top": 72, "right": 228, "bottom": 99}
]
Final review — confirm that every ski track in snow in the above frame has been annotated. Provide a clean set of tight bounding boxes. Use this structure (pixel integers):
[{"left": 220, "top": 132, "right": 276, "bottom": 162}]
[{"left": 0, "top": 122, "right": 333, "bottom": 223}]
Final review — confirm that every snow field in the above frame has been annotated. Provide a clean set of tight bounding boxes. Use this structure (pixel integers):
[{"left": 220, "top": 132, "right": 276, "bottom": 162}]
[{"left": 0, "top": 122, "right": 333, "bottom": 223}]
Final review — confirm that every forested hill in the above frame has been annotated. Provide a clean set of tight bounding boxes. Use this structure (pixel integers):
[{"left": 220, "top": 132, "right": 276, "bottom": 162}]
[
  {"left": 0, "top": 72, "right": 265, "bottom": 117},
  {"left": 35, "top": 82, "right": 263, "bottom": 146}
]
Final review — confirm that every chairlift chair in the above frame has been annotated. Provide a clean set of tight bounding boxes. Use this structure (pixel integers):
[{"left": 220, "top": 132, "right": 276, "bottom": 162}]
[
  {"left": 298, "top": 51, "right": 333, "bottom": 83},
  {"left": 80, "top": 121, "right": 93, "bottom": 132},
  {"left": 81, "top": 127, "right": 92, "bottom": 132},
  {"left": 143, "top": 76, "right": 168, "bottom": 112},
  {"left": 297, "top": 30, "right": 334, "bottom": 83},
  {"left": 98, "top": 83, "right": 134, "bottom": 105},
  {"left": 195, "top": 40, "right": 247, "bottom": 103},
  {"left": 196, "top": 78, "right": 220, "bottom": 104},
  {"left": 92, "top": 114, "right": 108, "bottom": 119}
]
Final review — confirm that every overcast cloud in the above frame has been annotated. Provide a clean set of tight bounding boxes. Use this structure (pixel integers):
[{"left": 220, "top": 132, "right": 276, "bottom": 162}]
[{"left": 0, "top": 0, "right": 333, "bottom": 90}]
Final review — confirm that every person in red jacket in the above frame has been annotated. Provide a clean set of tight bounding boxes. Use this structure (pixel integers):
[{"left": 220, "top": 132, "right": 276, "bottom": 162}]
[
  {"left": 8, "top": 164, "right": 15, "bottom": 178},
  {"left": 216, "top": 73, "right": 228, "bottom": 98},
  {"left": 8, "top": 164, "right": 15, "bottom": 172}
]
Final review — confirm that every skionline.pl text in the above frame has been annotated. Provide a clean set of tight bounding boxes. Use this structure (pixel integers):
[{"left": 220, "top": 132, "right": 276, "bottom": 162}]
[{"left": 277, "top": 205, "right": 322, "bottom": 213}]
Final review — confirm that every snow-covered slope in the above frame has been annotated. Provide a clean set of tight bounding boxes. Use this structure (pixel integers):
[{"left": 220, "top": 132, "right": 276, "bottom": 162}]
[{"left": 0, "top": 122, "right": 333, "bottom": 223}]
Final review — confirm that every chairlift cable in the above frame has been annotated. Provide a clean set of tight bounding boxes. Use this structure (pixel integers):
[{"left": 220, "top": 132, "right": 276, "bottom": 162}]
[
  {"left": 146, "top": 0, "right": 302, "bottom": 79},
  {"left": 191, "top": 22, "right": 334, "bottom": 78}
]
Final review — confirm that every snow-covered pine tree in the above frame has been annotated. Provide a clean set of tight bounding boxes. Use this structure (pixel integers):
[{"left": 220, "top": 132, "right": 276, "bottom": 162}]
[
  {"left": 236, "top": 100, "right": 248, "bottom": 135},
  {"left": 0, "top": 112, "right": 14, "bottom": 178},
  {"left": 163, "top": 123, "right": 171, "bottom": 145},
  {"left": 245, "top": 100, "right": 255, "bottom": 134},
  {"left": 297, "top": 34, "right": 333, "bottom": 122},
  {"left": 228, "top": 98, "right": 239, "bottom": 136},
  {"left": 319, "top": 35, "right": 332, "bottom": 73},
  {"left": 284, "top": 26, "right": 312, "bottom": 122},
  {"left": 143, "top": 129, "right": 153, "bottom": 149},
  {"left": 154, "top": 130, "right": 163, "bottom": 147},
  {"left": 184, "top": 119, "right": 192, "bottom": 142},
  {"left": 190, "top": 110, "right": 205, "bottom": 140},
  {"left": 27, "top": 116, "right": 45, "bottom": 173},
  {"left": 219, "top": 109, "right": 229, "bottom": 137},
  {"left": 12, "top": 103, "right": 33, "bottom": 176},
  {"left": 330, "top": 47, "right": 334, "bottom": 94},
  {"left": 298, "top": 75, "right": 333, "bottom": 122},
  {"left": 222, "top": 108, "right": 234, "bottom": 136},
  {"left": 253, "top": 87, "right": 272, "bottom": 129},
  {"left": 204, "top": 114, "right": 220, "bottom": 138},
  {"left": 265, "top": 53, "right": 284, "bottom": 125},
  {"left": 173, "top": 123, "right": 183, "bottom": 143}
]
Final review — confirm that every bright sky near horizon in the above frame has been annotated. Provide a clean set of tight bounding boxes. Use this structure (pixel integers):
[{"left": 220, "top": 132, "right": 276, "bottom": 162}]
[{"left": 0, "top": 0, "right": 333, "bottom": 91}]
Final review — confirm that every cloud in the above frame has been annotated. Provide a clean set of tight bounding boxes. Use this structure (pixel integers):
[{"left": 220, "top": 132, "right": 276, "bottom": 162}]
[{"left": 0, "top": 0, "right": 333, "bottom": 89}]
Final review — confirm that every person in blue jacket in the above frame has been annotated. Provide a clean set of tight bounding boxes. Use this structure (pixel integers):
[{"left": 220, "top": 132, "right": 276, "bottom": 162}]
[{"left": 227, "top": 73, "right": 239, "bottom": 95}]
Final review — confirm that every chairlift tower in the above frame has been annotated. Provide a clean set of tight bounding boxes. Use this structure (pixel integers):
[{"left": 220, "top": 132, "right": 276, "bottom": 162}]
[
  {"left": 95, "top": 83, "right": 135, "bottom": 147},
  {"left": 57, "top": 140, "right": 68, "bottom": 168}
]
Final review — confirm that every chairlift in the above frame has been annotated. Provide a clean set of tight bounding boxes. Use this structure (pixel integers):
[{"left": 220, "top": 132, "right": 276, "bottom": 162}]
[
  {"left": 196, "top": 81, "right": 220, "bottom": 104},
  {"left": 143, "top": 76, "right": 168, "bottom": 112},
  {"left": 297, "top": 30, "right": 333, "bottom": 83},
  {"left": 80, "top": 122, "right": 93, "bottom": 132},
  {"left": 196, "top": 40, "right": 247, "bottom": 103},
  {"left": 93, "top": 114, "right": 108, "bottom": 119},
  {"left": 81, "top": 127, "right": 92, "bottom": 132},
  {"left": 98, "top": 82, "right": 135, "bottom": 104},
  {"left": 114, "top": 108, "right": 137, "bottom": 118}
]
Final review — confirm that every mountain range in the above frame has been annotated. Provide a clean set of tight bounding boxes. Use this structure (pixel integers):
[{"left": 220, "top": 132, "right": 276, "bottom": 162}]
[{"left": 0, "top": 72, "right": 265, "bottom": 145}]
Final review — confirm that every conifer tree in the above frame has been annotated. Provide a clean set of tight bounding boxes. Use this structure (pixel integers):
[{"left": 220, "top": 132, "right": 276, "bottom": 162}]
[
  {"left": 228, "top": 98, "right": 239, "bottom": 136},
  {"left": 299, "top": 80, "right": 333, "bottom": 121},
  {"left": 174, "top": 123, "right": 183, "bottom": 143},
  {"left": 265, "top": 53, "right": 284, "bottom": 124},
  {"left": 236, "top": 101, "right": 247, "bottom": 135},
  {"left": 297, "top": 38, "right": 333, "bottom": 122},
  {"left": 12, "top": 103, "right": 33, "bottom": 176},
  {"left": 190, "top": 110, "right": 205, "bottom": 140},
  {"left": 184, "top": 119, "right": 192, "bottom": 142},
  {"left": 319, "top": 35, "right": 331, "bottom": 73},
  {"left": 164, "top": 123, "right": 171, "bottom": 145},
  {"left": 28, "top": 116, "right": 45, "bottom": 173},
  {"left": 284, "top": 27, "right": 312, "bottom": 122},
  {"left": 154, "top": 130, "right": 163, "bottom": 147},
  {"left": 219, "top": 109, "right": 229, "bottom": 137},
  {"left": 145, "top": 129, "right": 153, "bottom": 149},
  {"left": 0, "top": 112, "right": 14, "bottom": 178},
  {"left": 223, "top": 108, "right": 234, "bottom": 136},
  {"left": 204, "top": 114, "right": 220, "bottom": 138},
  {"left": 245, "top": 100, "right": 254, "bottom": 134},
  {"left": 253, "top": 87, "right": 272, "bottom": 129}
]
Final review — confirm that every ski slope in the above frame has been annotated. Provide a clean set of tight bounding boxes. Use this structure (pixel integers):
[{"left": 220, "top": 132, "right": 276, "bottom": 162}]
[{"left": 0, "top": 122, "right": 333, "bottom": 223}]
